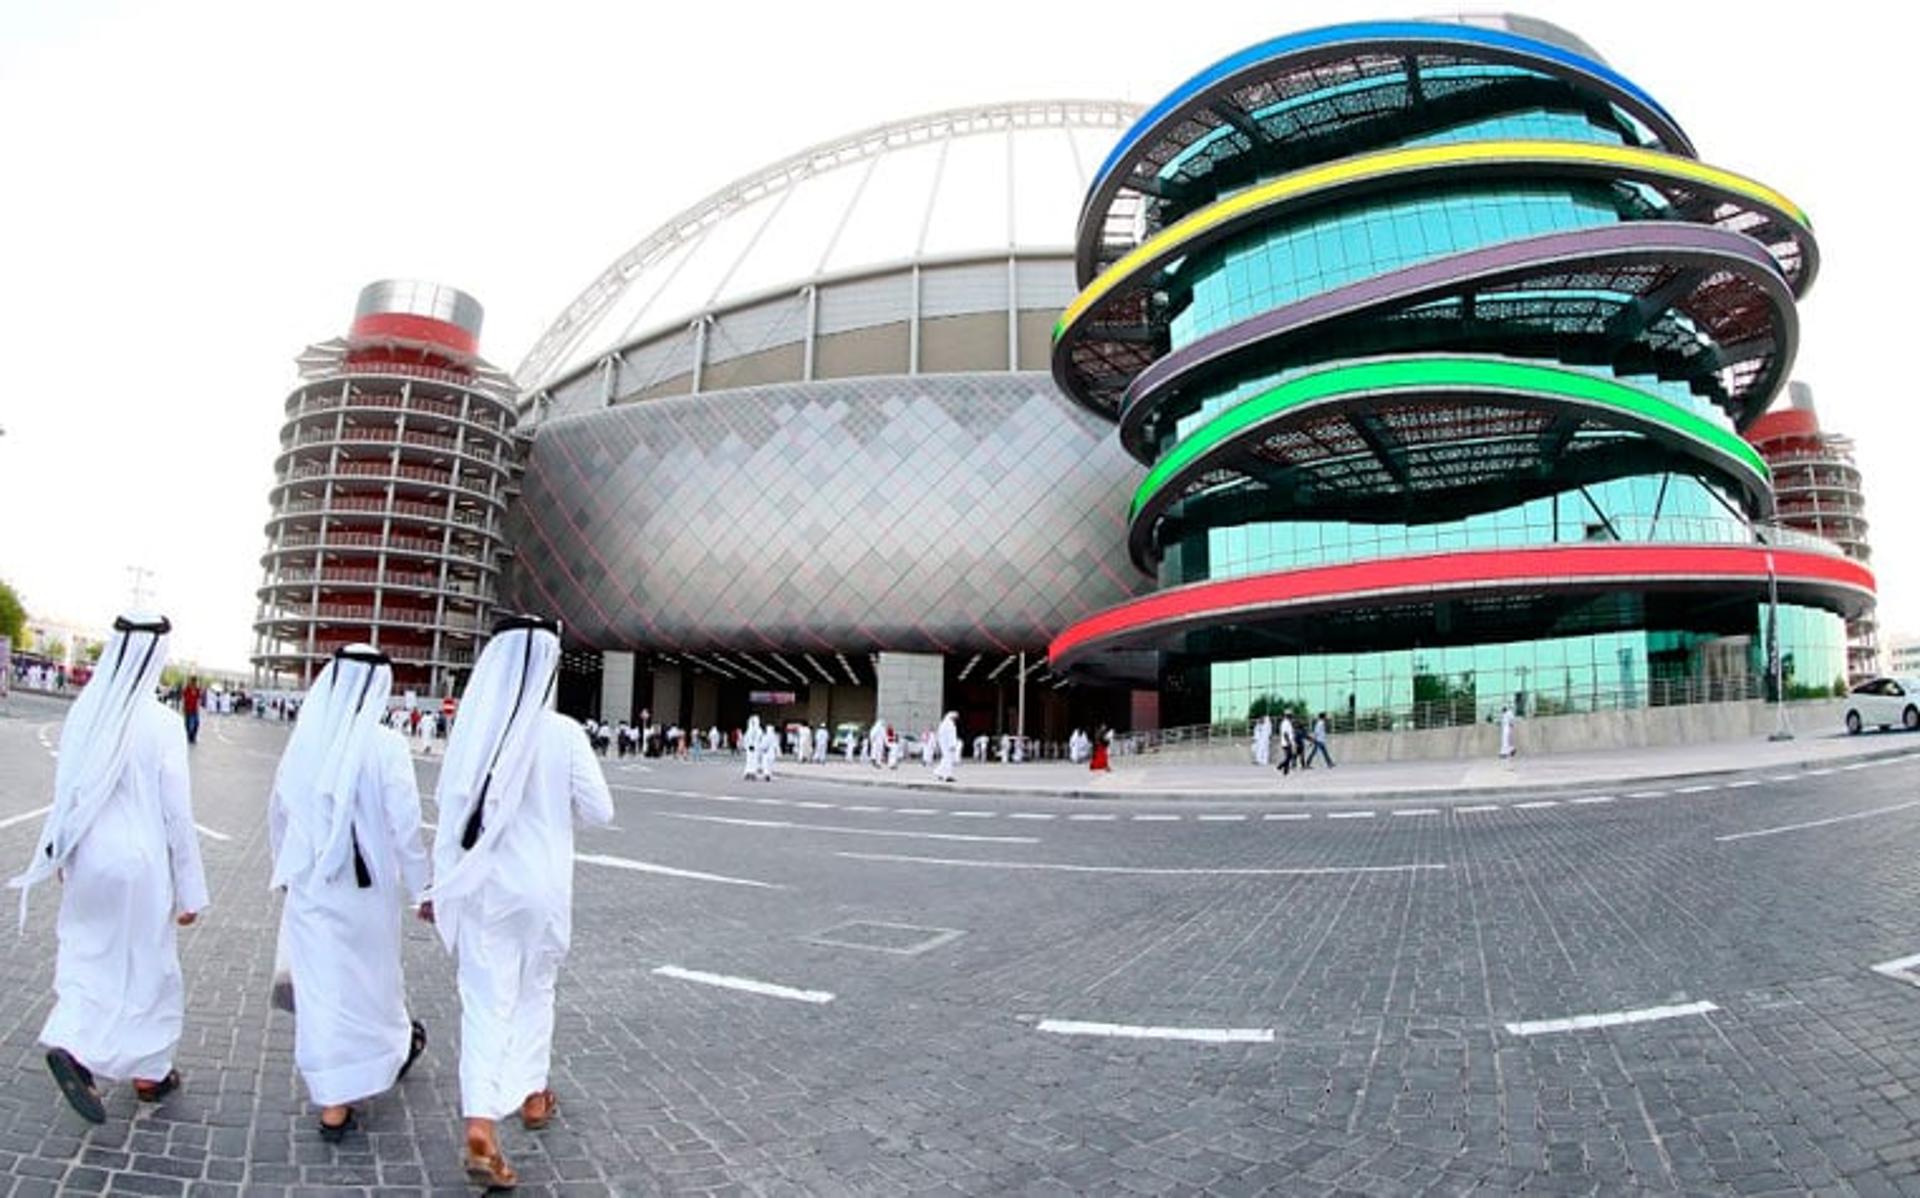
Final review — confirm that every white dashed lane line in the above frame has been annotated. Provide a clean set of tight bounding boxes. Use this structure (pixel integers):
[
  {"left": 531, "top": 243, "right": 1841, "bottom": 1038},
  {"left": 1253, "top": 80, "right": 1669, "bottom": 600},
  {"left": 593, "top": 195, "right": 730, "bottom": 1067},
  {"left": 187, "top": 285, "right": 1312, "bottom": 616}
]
[
  {"left": 1326, "top": 811, "right": 1375, "bottom": 820},
  {"left": 1625, "top": 790, "right": 1665, "bottom": 799},
  {"left": 1503, "top": 1000, "right": 1719, "bottom": 1037},
  {"left": 0, "top": 805, "right": 53, "bottom": 832},
  {"left": 1393, "top": 809, "right": 1439, "bottom": 818},
  {"left": 1674, "top": 784, "right": 1717, "bottom": 795},
  {"left": 837, "top": 851, "right": 1448, "bottom": 877},
  {"left": 1726, "top": 781, "right": 1760, "bottom": 790},
  {"left": 1715, "top": 799, "right": 1920, "bottom": 844},
  {"left": 1456, "top": 805, "right": 1501, "bottom": 813},
  {"left": 1132, "top": 814, "right": 1181, "bottom": 822},
  {"left": 653, "top": 965, "right": 833, "bottom": 1004},
  {"left": 1037, "top": 1019, "right": 1273, "bottom": 1044},
  {"left": 1262, "top": 813, "right": 1310, "bottom": 821},
  {"left": 1068, "top": 814, "right": 1118, "bottom": 822},
  {"left": 1570, "top": 796, "right": 1615, "bottom": 805},
  {"left": 1513, "top": 801, "right": 1559, "bottom": 810},
  {"left": 576, "top": 853, "right": 784, "bottom": 889},
  {"left": 662, "top": 811, "right": 1038, "bottom": 845},
  {"left": 1197, "top": 814, "right": 1247, "bottom": 822}
]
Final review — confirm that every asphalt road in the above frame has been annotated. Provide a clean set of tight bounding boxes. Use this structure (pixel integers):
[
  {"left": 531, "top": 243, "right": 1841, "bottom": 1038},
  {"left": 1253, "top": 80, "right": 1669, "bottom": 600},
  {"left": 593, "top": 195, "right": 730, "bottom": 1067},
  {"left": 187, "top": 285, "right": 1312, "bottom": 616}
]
[{"left": 4, "top": 692, "right": 1920, "bottom": 1195}]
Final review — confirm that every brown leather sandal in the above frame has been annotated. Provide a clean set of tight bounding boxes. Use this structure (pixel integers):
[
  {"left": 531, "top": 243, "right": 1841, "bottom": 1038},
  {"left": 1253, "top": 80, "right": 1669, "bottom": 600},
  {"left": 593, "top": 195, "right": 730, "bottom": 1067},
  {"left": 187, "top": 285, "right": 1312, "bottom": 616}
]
[
  {"left": 465, "top": 1130, "right": 518, "bottom": 1189},
  {"left": 519, "top": 1087, "right": 557, "bottom": 1130},
  {"left": 132, "top": 1070, "right": 182, "bottom": 1103}
]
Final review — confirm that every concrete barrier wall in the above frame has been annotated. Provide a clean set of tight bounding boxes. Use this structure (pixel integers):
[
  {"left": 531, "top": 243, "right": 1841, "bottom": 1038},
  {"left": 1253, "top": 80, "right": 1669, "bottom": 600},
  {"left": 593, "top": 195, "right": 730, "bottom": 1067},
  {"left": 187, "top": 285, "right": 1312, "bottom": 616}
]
[{"left": 1143, "top": 699, "right": 1851, "bottom": 767}]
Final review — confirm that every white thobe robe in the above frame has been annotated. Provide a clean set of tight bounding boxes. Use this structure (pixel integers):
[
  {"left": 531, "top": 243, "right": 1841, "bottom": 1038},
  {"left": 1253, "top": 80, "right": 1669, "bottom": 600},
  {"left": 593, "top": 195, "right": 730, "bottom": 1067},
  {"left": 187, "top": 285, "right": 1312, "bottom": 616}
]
[
  {"left": 272, "top": 728, "right": 427, "bottom": 1106},
  {"left": 757, "top": 726, "right": 779, "bottom": 780},
  {"left": 812, "top": 727, "right": 828, "bottom": 764},
  {"left": 447, "top": 713, "right": 613, "bottom": 1120},
  {"left": 1500, "top": 711, "right": 1515, "bottom": 758},
  {"left": 1253, "top": 718, "right": 1271, "bottom": 767},
  {"left": 868, "top": 722, "right": 886, "bottom": 769},
  {"left": 42, "top": 701, "right": 209, "bottom": 1081},
  {"left": 934, "top": 718, "right": 959, "bottom": 781}
]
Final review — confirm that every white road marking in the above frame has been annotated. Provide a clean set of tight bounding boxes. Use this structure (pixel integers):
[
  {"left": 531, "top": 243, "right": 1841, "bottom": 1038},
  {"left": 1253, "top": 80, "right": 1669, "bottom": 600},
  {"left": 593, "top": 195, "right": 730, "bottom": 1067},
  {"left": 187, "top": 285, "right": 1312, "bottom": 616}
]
[
  {"left": 1513, "top": 801, "right": 1559, "bottom": 810},
  {"left": 1068, "top": 814, "right": 1118, "bottom": 822},
  {"left": 1726, "top": 781, "right": 1760, "bottom": 790},
  {"left": 951, "top": 811, "right": 996, "bottom": 819},
  {"left": 653, "top": 965, "right": 833, "bottom": 1004},
  {"left": 837, "top": 852, "right": 1447, "bottom": 877},
  {"left": 194, "top": 824, "right": 233, "bottom": 842},
  {"left": 1132, "top": 814, "right": 1181, "bottom": 822},
  {"left": 1009, "top": 813, "right": 1057, "bottom": 821},
  {"left": 844, "top": 805, "right": 886, "bottom": 813},
  {"left": 1393, "top": 809, "right": 1438, "bottom": 817},
  {"left": 1036, "top": 1019, "right": 1273, "bottom": 1044},
  {"left": 1626, "top": 790, "right": 1665, "bottom": 799},
  {"left": 1675, "top": 784, "right": 1717, "bottom": 795},
  {"left": 795, "top": 801, "right": 837, "bottom": 810},
  {"left": 662, "top": 811, "right": 1037, "bottom": 844},
  {"left": 1504, "top": 1000, "right": 1718, "bottom": 1037},
  {"left": 1570, "top": 796, "right": 1615, "bottom": 805},
  {"left": 1455, "top": 805, "right": 1501, "bottom": 813},
  {"left": 1805, "top": 768, "right": 1835, "bottom": 777},
  {"left": 1764, "top": 775, "right": 1794, "bottom": 783},
  {"left": 1716, "top": 800, "right": 1920, "bottom": 843},
  {"left": 1197, "top": 814, "right": 1247, "bottom": 822},
  {"left": 575, "top": 853, "right": 783, "bottom": 889},
  {"left": 893, "top": 808, "right": 936, "bottom": 815},
  {"left": 0, "top": 805, "right": 52, "bottom": 832},
  {"left": 1326, "top": 811, "right": 1375, "bottom": 820},
  {"left": 1870, "top": 953, "right": 1920, "bottom": 989},
  {"left": 1262, "top": 812, "right": 1310, "bottom": 821},
  {"left": 748, "top": 797, "right": 790, "bottom": 806}
]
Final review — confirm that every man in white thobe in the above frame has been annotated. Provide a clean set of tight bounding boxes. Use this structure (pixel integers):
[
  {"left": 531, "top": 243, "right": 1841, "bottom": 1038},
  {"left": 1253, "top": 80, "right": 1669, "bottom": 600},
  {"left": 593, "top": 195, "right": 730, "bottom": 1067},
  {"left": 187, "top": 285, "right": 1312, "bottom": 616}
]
[
  {"left": 11, "top": 614, "right": 208, "bottom": 1125},
  {"left": 268, "top": 645, "right": 429, "bottom": 1140},
  {"left": 757, "top": 720, "right": 779, "bottom": 781},
  {"left": 426, "top": 614, "right": 613, "bottom": 1189},
  {"left": 1499, "top": 704, "right": 1517, "bottom": 759},
  {"left": 868, "top": 719, "right": 886, "bottom": 769},
  {"left": 1252, "top": 715, "right": 1272, "bottom": 767},
  {"left": 812, "top": 724, "right": 828, "bottom": 764},
  {"left": 934, "top": 712, "right": 960, "bottom": 782},
  {"left": 741, "top": 716, "right": 763, "bottom": 781}
]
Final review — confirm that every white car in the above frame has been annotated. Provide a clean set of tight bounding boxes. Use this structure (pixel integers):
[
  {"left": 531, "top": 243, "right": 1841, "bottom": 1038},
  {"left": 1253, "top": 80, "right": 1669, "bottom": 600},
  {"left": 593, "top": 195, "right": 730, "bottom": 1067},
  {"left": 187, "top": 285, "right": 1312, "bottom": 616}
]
[{"left": 1843, "top": 676, "right": 1920, "bottom": 734}]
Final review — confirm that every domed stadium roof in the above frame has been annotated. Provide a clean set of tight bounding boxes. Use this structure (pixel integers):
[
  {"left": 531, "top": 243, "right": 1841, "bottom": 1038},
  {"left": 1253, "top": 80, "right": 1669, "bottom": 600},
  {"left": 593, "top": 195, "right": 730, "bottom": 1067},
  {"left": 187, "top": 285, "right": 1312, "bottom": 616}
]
[{"left": 517, "top": 100, "right": 1141, "bottom": 390}]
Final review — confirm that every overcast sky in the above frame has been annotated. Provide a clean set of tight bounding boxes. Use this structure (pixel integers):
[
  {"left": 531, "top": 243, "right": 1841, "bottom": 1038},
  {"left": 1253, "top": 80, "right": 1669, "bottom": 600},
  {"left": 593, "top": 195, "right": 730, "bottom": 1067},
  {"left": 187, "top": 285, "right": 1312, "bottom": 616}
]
[{"left": 2, "top": 0, "right": 1912, "bottom": 671}]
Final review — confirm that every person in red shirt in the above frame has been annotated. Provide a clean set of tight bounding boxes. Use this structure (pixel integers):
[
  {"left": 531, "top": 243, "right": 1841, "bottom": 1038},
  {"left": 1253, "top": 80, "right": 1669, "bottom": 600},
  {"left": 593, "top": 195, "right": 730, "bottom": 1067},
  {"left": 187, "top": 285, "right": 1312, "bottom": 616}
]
[{"left": 182, "top": 677, "right": 202, "bottom": 746}]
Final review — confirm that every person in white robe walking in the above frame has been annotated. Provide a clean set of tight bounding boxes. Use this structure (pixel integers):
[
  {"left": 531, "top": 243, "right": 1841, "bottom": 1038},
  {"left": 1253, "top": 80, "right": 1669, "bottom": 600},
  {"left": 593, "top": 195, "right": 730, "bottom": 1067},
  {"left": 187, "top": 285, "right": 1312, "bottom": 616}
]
[
  {"left": 11, "top": 613, "right": 208, "bottom": 1125},
  {"left": 741, "top": 716, "right": 763, "bottom": 781},
  {"left": 267, "top": 645, "right": 429, "bottom": 1141},
  {"left": 1499, "top": 704, "right": 1517, "bottom": 759},
  {"left": 868, "top": 719, "right": 887, "bottom": 769},
  {"left": 934, "top": 712, "right": 960, "bottom": 782},
  {"left": 423, "top": 615, "right": 613, "bottom": 1189},
  {"left": 1252, "top": 715, "right": 1272, "bottom": 767},
  {"left": 812, "top": 724, "right": 828, "bottom": 764},
  {"left": 756, "top": 720, "right": 779, "bottom": 781}
]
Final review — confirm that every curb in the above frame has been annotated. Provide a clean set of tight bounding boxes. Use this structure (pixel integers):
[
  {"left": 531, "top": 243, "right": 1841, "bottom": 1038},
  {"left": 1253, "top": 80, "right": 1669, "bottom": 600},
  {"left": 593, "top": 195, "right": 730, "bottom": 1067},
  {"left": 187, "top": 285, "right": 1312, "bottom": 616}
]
[{"left": 794, "top": 740, "right": 1920, "bottom": 804}]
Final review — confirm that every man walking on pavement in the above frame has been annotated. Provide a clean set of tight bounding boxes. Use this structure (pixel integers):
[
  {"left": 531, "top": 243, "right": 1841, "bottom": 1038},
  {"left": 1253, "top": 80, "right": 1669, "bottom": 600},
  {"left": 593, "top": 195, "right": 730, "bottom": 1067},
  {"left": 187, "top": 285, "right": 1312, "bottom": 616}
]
[{"left": 12, "top": 613, "right": 209, "bottom": 1125}]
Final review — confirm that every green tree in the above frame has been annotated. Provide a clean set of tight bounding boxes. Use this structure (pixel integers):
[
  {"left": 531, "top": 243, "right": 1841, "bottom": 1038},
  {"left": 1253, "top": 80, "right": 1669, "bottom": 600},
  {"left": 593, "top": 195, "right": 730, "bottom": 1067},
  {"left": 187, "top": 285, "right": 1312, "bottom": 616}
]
[
  {"left": 78, "top": 638, "right": 105, "bottom": 664},
  {"left": 40, "top": 638, "right": 66, "bottom": 663},
  {"left": 0, "top": 579, "right": 24, "bottom": 648},
  {"left": 1412, "top": 663, "right": 1476, "bottom": 729}
]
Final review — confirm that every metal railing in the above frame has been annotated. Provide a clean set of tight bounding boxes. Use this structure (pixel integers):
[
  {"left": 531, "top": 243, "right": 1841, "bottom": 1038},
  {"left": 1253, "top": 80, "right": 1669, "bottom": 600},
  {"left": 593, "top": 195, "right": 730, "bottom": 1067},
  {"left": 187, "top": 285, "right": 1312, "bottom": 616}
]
[{"left": 1123, "top": 672, "right": 1842, "bottom": 756}]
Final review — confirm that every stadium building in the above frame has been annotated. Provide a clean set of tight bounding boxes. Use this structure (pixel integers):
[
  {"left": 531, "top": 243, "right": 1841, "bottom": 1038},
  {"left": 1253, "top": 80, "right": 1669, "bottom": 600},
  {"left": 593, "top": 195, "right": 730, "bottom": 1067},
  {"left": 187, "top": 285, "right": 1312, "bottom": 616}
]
[
  {"left": 503, "top": 103, "right": 1154, "bottom": 739},
  {"left": 1047, "top": 16, "right": 1874, "bottom": 725}
]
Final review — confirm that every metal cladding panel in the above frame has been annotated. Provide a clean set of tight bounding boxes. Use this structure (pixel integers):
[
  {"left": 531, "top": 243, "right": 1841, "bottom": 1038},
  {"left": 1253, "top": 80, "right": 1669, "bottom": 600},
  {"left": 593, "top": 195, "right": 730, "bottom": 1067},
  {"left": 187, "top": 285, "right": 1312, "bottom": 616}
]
[{"left": 500, "top": 373, "right": 1150, "bottom": 652}]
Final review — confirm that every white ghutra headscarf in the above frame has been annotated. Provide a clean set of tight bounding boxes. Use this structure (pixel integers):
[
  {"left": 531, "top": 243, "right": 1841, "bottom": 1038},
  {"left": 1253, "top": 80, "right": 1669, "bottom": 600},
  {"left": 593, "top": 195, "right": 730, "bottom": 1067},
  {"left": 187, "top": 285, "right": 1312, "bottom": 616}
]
[
  {"left": 269, "top": 645, "right": 393, "bottom": 891},
  {"left": 428, "top": 614, "right": 561, "bottom": 950},
  {"left": 9, "top": 613, "right": 172, "bottom": 928}
]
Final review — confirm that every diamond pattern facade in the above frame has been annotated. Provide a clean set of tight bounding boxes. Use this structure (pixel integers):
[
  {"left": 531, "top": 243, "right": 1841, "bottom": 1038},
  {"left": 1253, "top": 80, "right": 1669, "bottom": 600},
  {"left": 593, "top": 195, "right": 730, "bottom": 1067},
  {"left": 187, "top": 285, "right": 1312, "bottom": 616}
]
[{"left": 500, "top": 373, "right": 1150, "bottom": 654}]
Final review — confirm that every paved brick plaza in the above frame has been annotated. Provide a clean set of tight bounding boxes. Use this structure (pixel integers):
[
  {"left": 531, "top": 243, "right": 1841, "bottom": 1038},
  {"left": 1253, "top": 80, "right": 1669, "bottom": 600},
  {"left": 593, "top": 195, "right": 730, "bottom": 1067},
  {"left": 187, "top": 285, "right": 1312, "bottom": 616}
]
[{"left": 6, "top": 692, "right": 1920, "bottom": 1195}]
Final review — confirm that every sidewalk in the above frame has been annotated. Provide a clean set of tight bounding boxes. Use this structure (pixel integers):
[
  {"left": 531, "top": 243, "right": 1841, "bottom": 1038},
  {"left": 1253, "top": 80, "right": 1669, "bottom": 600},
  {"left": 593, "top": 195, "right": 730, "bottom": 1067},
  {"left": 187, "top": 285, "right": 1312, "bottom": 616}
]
[{"left": 796, "top": 730, "right": 1920, "bottom": 802}]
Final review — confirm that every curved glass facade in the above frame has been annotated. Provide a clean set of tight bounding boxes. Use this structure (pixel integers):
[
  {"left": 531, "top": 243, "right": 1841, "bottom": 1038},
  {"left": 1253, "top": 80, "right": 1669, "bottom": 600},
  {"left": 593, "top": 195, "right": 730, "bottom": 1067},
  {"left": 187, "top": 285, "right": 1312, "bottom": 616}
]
[{"left": 1049, "top": 17, "right": 1871, "bottom": 724}]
